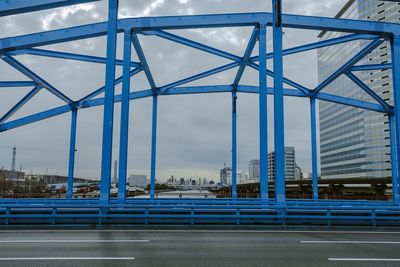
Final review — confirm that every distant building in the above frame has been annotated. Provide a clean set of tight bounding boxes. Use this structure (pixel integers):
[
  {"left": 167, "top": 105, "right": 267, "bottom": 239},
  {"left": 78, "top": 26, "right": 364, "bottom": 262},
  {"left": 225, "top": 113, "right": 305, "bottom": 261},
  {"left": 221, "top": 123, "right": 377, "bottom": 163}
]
[
  {"left": 129, "top": 174, "right": 147, "bottom": 188},
  {"left": 0, "top": 169, "right": 25, "bottom": 181},
  {"left": 220, "top": 165, "right": 232, "bottom": 185},
  {"left": 268, "top": 146, "right": 300, "bottom": 181},
  {"left": 248, "top": 160, "right": 260, "bottom": 181}
]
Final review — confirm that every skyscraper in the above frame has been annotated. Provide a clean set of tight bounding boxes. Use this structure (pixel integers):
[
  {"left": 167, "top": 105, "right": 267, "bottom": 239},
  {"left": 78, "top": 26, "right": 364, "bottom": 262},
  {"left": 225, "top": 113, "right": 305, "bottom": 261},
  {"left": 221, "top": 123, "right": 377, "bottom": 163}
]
[
  {"left": 248, "top": 160, "right": 260, "bottom": 180},
  {"left": 317, "top": 0, "right": 395, "bottom": 179},
  {"left": 268, "top": 146, "right": 299, "bottom": 181}
]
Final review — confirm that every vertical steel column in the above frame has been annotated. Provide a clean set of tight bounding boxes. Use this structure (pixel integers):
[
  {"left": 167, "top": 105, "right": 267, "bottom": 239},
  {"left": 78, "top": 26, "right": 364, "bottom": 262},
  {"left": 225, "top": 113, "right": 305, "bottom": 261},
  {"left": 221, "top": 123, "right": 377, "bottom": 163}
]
[
  {"left": 117, "top": 30, "right": 132, "bottom": 202},
  {"left": 389, "top": 114, "right": 399, "bottom": 202},
  {"left": 150, "top": 95, "right": 158, "bottom": 199},
  {"left": 391, "top": 35, "right": 400, "bottom": 203},
  {"left": 100, "top": 0, "right": 118, "bottom": 203},
  {"left": 66, "top": 108, "right": 77, "bottom": 199},
  {"left": 273, "top": 0, "right": 285, "bottom": 204},
  {"left": 310, "top": 97, "right": 319, "bottom": 200},
  {"left": 232, "top": 91, "right": 237, "bottom": 199},
  {"left": 259, "top": 24, "right": 268, "bottom": 201}
]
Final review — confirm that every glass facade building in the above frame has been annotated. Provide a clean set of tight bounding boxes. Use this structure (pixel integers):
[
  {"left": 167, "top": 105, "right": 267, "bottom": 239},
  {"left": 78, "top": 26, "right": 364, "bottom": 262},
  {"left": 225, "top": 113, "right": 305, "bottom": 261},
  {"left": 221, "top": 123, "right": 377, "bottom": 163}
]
[{"left": 318, "top": 0, "right": 399, "bottom": 179}]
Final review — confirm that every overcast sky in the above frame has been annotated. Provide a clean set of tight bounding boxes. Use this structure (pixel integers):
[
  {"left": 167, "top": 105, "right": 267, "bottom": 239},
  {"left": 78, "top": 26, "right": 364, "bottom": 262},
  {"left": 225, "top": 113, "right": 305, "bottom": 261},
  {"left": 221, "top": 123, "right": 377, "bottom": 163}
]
[{"left": 0, "top": 0, "right": 349, "bottom": 181}]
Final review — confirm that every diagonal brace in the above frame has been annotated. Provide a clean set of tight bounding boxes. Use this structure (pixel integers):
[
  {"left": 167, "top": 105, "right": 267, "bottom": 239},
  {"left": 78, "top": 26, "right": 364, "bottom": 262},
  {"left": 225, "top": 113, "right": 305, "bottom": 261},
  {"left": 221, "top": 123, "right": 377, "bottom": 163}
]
[
  {"left": 313, "top": 38, "right": 384, "bottom": 95},
  {"left": 2, "top": 55, "right": 73, "bottom": 104},
  {"left": 233, "top": 27, "right": 258, "bottom": 88},
  {"left": 159, "top": 62, "right": 239, "bottom": 94},
  {"left": 131, "top": 33, "right": 157, "bottom": 92},
  {"left": 0, "top": 85, "right": 42, "bottom": 123},
  {"left": 346, "top": 71, "right": 390, "bottom": 112},
  {"left": 7, "top": 48, "right": 140, "bottom": 67},
  {"left": 143, "top": 30, "right": 241, "bottom": 62}
]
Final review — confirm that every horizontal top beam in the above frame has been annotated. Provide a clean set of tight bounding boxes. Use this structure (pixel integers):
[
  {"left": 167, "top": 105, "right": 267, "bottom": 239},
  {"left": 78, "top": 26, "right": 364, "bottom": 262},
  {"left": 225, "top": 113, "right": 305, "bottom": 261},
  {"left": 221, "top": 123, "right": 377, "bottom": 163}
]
[
  {"left": 0, "top": 0, "right": 99, "bottom": 16},
  {"left": 1, "top": 12, "right": 399, "bottom": 53}
]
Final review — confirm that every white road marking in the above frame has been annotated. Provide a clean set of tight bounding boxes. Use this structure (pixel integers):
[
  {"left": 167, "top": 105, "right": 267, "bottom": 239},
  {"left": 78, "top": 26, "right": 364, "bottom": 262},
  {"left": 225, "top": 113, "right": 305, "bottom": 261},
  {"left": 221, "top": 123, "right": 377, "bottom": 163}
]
[
  {"left": 0, "top": 257, "right": 135, "bottom": 261},
  {"left": 302, "top": 240, "right": 400, "bottom": 244},
  {"left": 329, "top": 258, "right": 400, "bottom": 262},
  {"left": 0, "top": 240, "right": 149, "bottom": 243},
  {"left": 0, "top": 229, "right": 400, "bottom": 234}
]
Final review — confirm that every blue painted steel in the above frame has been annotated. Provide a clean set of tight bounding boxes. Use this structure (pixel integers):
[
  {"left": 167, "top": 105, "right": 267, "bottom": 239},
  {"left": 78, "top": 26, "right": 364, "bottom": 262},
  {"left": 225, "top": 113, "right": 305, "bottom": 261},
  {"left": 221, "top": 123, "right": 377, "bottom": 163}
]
[
  {"left": 150, "top": 95, "right": 158, "bottom": 199},
  {"left": 313, "top": 38, "right": 384, "bottom": 95},
  {"left": 7, "top": 48, "right": 140, "bottom": 67},
  {"left": 117, "top": 30, "right": 132, "bottom": 202},
  {"left": 100, "top": 0, "right": 118, "bottom": 203},
  {"left": 389, "top": 114, "right": 399, "bottom": 202},
  {"left": 131, "top": 33, "right": 157, "bottom": 91},
  {"left": 352, "top": 63, "right": 392, "bottom": 72},
  {"left": 231, "top": 91, "right": 237, "bottom": 199},
  {"left": 67, "top": 108, "right": 77, "bottom": 199},
  {"left": 0, "top": 85, "right": 41, "bottom": 123},
  {"left": 251, "top": 33, "right": 378, "bottom": 62},
  {"left": 391, "top": 35, "right": 400, "bottom": 203},
  {"left": 273, "top": 0, "right": 285, "bottom": 205},
  {"left": 160, "top": 62, "right": 239, "bottom": 94},
  {"left": 0, "top": 81, "right": 36, "bottom": 87},
  {"left": 78, "top": 67, "right": 142, "bottom": 104},
  {"left": 143, "top": 30, "right": 241, "bottom": 62},
  {"left": 310, "top": 98, "right": 318, "bottom": 200},
  {"left": 233, "top": 27, "right": 258, "bottom": 88},
  {"left": 248, "top": 62, "right": 311, "bottom": 96},
  {"left": 0, "top": 0, "right": 99, "bottom": 16},
  {"left": 2, "top": 56, "right": 73, "bottom": 104},
  {"left": 258, "top": 24, "right": 268, "bottom": 202},
  {"left": 346, "top": 72, "right": 389, "bottom": 111}
]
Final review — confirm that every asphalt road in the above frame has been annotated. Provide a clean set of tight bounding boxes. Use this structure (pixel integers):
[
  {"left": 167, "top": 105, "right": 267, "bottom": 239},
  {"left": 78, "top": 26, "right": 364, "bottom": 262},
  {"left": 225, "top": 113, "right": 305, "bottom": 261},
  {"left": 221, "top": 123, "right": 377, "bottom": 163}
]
[{"left": 0, "top": 228, "right": 399, "bottom": 266}]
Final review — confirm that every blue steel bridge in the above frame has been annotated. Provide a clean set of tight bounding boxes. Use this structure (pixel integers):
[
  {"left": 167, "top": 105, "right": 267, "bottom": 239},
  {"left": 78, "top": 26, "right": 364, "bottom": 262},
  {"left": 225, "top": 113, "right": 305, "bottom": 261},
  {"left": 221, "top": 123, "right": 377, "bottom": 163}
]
[{"left": 0, "top": 0, "right": 400, "bottom": 226}]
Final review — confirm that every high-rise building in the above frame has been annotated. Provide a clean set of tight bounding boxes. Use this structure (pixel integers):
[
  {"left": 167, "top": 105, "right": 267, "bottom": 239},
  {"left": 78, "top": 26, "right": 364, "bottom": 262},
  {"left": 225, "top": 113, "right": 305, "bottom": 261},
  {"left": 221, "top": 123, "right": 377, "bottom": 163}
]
[
  {"left": 248, "top": 160, "right": 260, "bottom": 180},
  {"left": 220, "top": 163, "right": 232, "bottom": 185},
  {"left": 268, "top": 146, "right": 299, "bottom": 181},
  {"left": 317, "top": 0, "right": 395, "bottom": 179}
]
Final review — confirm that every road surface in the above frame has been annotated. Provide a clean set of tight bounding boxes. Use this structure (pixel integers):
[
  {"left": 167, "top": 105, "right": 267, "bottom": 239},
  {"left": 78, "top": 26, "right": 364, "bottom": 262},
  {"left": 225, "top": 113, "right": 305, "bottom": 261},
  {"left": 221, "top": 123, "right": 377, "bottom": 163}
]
[{"left": 0, "top": 227, "right": 399, "bottom": 266}]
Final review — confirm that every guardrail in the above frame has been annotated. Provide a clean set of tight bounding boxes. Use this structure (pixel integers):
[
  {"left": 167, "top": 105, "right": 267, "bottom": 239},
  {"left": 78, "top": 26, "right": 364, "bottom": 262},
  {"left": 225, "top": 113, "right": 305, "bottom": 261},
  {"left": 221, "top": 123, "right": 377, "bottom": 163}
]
[{"left": 0, "top": 199, "right": 399, "bottom": 226}]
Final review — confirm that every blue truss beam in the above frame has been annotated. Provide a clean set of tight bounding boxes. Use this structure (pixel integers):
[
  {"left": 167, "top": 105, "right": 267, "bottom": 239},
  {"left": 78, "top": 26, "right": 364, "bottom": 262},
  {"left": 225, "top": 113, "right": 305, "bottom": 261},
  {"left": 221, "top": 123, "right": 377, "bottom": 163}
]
[
  {"left": 150, "top": 95, "right": 158, "bottom": 199},
  {"left": 351, "top": 63, "right": 392, "bottom": 72},
  {"left": 67, "top": 108, "right": 77, "bottom": 199},
  {"left": 2, "top": 55, "right": 73, "bottom": 104},
  {"left": 131, "top": 33, "right": 157, "bottom": 91},
  {"left": 78, "top": 67, "right": 142, "bottom": 105},
  {"left": 0, "top": 105, "right": 72, "bottom": 132},
  {"left": 0, "top": 85, "right": 42, "bottom": 123},
  {"left": 100, "top": 0, "right": 118, "bottom": 203},
  {"left": 0, "top": 84, "right": 389, "bottom": 133},
  {"left": 310, "top": 98, "right": 318, "bottom": 200},
  {"left": 159, "top": 62, "right": 240, "bottom": 94},
  {"left": 259, "top": 24, "right": 268, "bottom": 202},
  {"left": 0, "top": 0, "right": 99, "bottom": 16},
  {"left": 233, "top": 27, "right": 258, "bottom": 88},
  {"left": 391, "top": 35, "right": 400, "bottom": 203},
  {"left": 248, "top": 62, "right": 311, "bottom": 96},
  {"left": 313, "top": 38, "right": 384, "bottom": 95},
  {"left": 143, "top": 30, "right": 241, "bottom": 62},
  {"left": 251, "top": 33, "right": 378, "bottom": 62},
  {"left": 346, "top": 72, "right": 390, "bottom": 112},
  {"left": 273, "top": 0, "right": 285, "bottom": 205},
  {"left": 389, "top": 114, "right": 399, "bottom": 202},
  {"left": 117, "top": 30, "right": 132, "bottom": 202},
  {"left": 7, "top": 48, "right": 140, "bottom": 67},
  {"left": 0, "top": 81, "right": 36, "bottom": 87},
  {"left": 2, "top": 13, "right": 400, "bottom": 53}
]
